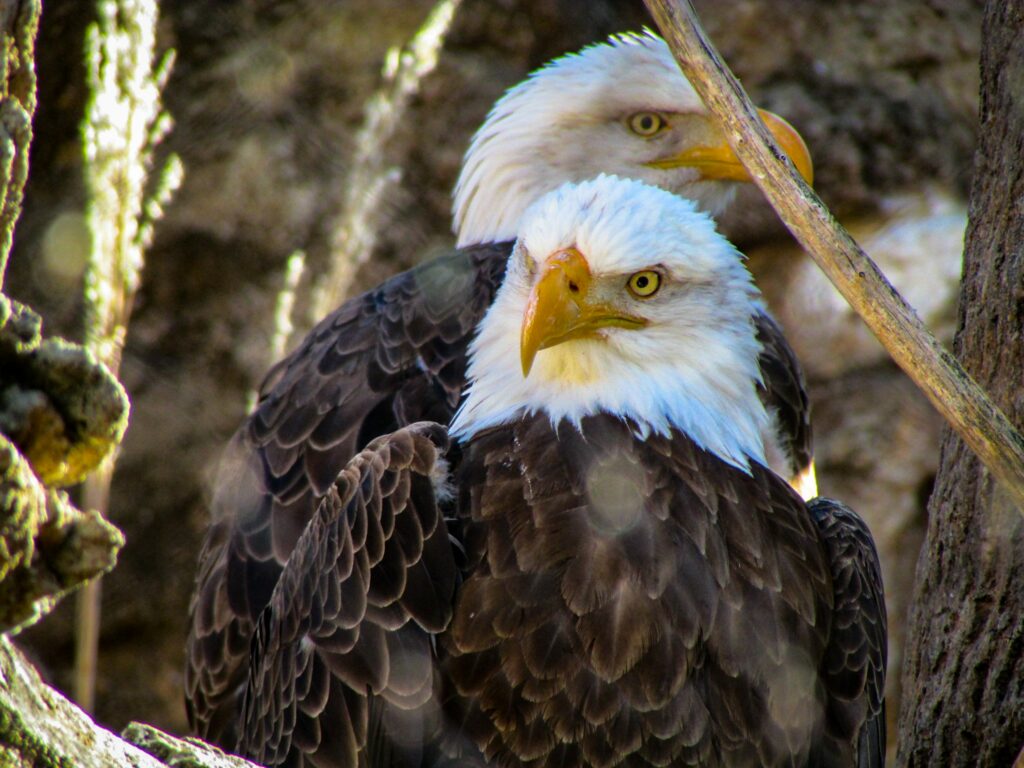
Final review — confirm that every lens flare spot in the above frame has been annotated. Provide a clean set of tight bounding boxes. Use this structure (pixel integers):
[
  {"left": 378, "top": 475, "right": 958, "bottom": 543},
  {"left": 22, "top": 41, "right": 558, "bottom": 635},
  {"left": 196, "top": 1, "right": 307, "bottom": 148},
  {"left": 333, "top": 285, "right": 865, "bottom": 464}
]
[{"left": 41, "top": 211, "right": 90, "bottom": 284}]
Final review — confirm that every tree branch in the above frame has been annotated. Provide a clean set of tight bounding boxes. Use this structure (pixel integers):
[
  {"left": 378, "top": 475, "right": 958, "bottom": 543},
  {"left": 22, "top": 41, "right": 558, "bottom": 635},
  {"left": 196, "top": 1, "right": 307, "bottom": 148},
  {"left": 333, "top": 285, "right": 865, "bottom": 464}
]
[{"left": 643, "top": 0, "right": 1024, "bottom": 510}]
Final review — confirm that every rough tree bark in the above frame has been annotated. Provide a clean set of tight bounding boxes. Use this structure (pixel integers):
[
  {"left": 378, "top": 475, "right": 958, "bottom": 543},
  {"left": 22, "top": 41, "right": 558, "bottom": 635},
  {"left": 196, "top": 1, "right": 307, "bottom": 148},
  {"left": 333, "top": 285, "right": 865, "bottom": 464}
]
[{"left": 897, "top": 2, "right": 1024, "bottom": 766}]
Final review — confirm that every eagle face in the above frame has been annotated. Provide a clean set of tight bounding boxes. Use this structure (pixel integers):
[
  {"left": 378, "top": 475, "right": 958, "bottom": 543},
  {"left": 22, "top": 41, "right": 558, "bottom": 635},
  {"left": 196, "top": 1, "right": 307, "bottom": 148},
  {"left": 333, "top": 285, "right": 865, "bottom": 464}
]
[
  {"left": 453, "top": 31, "right": 812, "bottom": 247},
  {"left": 452, "top": 175, "right": 771, "bottom": 473}
]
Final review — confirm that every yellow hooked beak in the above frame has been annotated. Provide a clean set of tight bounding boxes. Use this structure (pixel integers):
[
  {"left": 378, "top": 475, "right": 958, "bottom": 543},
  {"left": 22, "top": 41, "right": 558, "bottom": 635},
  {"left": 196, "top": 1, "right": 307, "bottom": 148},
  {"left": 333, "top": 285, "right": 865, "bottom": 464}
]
[
  {"left": 520, "top": 248, "right": 646, "bottom": 377},
  {"left": 646, "top": 108, "right": 814, "bottom": 185}
]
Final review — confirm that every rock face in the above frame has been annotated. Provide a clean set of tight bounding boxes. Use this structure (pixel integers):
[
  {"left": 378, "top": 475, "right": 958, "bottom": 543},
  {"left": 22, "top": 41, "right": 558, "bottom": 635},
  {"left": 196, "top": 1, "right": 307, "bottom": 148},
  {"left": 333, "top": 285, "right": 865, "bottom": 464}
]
[{"left": 7, "top": 0, "right": 978, "bottom": 744}]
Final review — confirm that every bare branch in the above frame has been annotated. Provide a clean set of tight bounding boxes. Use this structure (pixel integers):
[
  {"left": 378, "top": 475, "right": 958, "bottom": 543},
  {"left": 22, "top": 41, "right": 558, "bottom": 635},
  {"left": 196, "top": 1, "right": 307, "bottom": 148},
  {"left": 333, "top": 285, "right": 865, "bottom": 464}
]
[
  {"left": 643, "top": 0, "right": 1024, "bottom": 510},
  {"left": 248, "top": 249, "right": 307, "bottom": 412}
]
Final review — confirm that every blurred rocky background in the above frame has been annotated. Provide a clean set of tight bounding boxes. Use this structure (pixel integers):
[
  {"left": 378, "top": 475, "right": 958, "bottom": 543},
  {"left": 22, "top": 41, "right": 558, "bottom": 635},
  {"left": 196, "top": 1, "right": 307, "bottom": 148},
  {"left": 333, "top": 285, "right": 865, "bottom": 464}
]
[{"left": 6, "top": 0, "right": 979, "bottom": 754}]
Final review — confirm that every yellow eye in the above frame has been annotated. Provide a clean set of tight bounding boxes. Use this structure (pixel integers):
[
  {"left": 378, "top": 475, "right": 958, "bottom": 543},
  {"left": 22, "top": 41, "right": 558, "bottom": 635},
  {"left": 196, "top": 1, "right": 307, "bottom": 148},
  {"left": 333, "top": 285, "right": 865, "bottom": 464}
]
[
  {"left": 627, "top": 112, "right": 667, "bottom": 137},
  {"left": 627, "top": 270, "right": 661, "bottom": 298}
]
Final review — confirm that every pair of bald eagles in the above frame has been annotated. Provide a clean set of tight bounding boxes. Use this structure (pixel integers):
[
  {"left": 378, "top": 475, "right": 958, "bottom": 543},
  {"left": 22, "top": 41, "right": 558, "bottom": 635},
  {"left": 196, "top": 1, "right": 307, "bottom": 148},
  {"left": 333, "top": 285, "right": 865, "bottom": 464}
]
[{"left": 186, "top": 32, "right": 886, "bottom": 768}]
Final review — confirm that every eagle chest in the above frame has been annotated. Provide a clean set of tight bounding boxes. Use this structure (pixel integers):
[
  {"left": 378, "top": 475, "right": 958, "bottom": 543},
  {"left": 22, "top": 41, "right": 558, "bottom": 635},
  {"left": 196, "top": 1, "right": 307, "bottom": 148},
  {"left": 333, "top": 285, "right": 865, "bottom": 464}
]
[{"left": 443, "top": 415, "right": 832, "bottom": 767}]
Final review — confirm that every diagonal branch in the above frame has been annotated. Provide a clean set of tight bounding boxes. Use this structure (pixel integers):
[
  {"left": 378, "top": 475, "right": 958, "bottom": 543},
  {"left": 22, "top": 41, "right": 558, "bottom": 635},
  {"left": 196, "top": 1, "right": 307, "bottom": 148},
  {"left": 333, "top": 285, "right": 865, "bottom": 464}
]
[{"left": 643, "top": 0, "right": 1024, "bottom": 511}]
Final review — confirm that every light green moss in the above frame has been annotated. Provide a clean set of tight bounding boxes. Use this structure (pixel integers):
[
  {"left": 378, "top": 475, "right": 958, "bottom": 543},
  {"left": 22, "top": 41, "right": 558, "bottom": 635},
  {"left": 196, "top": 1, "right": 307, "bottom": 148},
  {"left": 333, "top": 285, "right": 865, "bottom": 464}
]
[{"left": 0, "top": 703, "right": 74, "bottom": 768}]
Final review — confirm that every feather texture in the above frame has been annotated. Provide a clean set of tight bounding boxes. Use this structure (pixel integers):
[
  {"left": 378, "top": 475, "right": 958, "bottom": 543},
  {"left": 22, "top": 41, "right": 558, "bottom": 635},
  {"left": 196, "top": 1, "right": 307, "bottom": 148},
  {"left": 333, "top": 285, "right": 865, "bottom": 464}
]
[
  {"left": 185, "top": 168, "right": 886, "bottom": 764},
  {"left": 239, "top": 422, "right": 455, "bottom": 768},
  {"left": 806, "top": 497, "right": 888, "bottom": 768},
  {"left": 442, "top": 413, "right": 832, "bottom": 768}
]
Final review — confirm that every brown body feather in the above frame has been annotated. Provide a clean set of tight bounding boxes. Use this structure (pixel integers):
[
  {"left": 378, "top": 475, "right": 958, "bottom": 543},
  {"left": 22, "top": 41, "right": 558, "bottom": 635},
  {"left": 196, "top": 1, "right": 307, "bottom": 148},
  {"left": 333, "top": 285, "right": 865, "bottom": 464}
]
[
  {"left": 186, "top": 244, "right": 507, "bottom": 746},
  {"left": 443, "top": 413, "right": 832, "bottom": 768},
  {"left": 240, "top": 423, "right": 456, "bottom": 768},
  {"left": 233, "top": 415, "right": 883, "bottom": 767}
]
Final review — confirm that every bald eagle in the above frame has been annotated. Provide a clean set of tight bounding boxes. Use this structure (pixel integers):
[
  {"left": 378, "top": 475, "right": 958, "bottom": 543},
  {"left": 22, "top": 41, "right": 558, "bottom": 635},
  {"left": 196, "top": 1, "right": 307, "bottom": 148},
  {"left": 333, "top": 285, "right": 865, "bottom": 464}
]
[
  {"left": 236, "top": 176, "right": 886, "bottom": 768},
  {"left": 186, "top": 32, "right": 818, "bottom": 750}
]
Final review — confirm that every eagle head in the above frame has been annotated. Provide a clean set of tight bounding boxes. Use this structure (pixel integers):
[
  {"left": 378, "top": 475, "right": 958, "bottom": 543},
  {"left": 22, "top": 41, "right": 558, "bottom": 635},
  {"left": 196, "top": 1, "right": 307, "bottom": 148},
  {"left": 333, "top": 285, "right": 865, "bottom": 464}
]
[
  {"left": 452, "top": 174, "right": 771, "bottom": 472},
  {"left": 453, "top": 31, "right": 812, "bottom": 247}
]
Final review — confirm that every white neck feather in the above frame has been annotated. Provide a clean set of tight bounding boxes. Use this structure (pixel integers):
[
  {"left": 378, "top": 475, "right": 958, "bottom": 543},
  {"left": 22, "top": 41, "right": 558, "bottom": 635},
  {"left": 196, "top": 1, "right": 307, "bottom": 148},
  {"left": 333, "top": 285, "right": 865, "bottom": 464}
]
[{"left": 450, "top": 271, "right": 769, "bottom": 473}]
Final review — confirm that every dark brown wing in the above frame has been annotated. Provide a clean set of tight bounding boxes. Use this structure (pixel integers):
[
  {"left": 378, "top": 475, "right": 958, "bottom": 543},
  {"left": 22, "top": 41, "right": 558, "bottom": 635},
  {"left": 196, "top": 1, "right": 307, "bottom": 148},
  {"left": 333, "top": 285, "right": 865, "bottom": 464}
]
[
  {"left": 442, "top": 412, "right": 834, "bottom": 767},
  {"left": 754, "top": 310, "right": 814, "bottom": 488},
  {"left": 185, "top": 242, "right": 510, "bottom": 747},
  {"left": 808, "top": 497, "right": 888, "bottom": 768},
  {"left": 238, "top": 422, "right": 455, "bottom": 768}
]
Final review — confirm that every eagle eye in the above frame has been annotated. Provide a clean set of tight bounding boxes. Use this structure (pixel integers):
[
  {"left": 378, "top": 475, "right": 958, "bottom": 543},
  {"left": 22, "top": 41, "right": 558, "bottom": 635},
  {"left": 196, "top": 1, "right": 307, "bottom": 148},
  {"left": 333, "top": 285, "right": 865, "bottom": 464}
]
[
  {"left": 627, "top": 270, "right": 661, "bottom": 298},
  {"left": 627, "top": 112, "right": 668, "bottom": 137}
]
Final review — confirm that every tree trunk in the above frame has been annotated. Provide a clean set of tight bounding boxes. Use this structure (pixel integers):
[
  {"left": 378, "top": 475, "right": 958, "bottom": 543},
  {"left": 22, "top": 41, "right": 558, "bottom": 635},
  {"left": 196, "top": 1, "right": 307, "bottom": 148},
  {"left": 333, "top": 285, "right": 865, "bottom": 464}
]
[{"left": 896, "top": 2, "right": 1024, "bottom": 765}]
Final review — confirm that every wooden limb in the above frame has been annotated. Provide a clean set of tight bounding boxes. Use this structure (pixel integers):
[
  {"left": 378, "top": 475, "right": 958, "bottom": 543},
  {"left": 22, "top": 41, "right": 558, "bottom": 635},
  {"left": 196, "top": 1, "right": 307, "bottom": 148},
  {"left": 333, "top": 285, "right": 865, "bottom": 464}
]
[
  {"left": 0, "top": 296, "right": 127, "bottom": 634},
  {"left": 73, "top": 463, "right": 112, "bottom": 712},
  {"left": 643, "top": 0, "right": 1024, "bottom": 510},
  {"left": 123, "top": 723, "right": 263, "bottom": 767}
]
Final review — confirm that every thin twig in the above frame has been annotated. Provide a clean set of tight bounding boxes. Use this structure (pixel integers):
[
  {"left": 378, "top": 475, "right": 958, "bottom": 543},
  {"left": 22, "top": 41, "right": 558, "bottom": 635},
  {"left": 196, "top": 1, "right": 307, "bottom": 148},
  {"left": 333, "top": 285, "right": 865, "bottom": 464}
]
[
  {"left": 74, "top": 464, "right": 111, "bottom": 712},
  {"left": 248, "top": 250, "right": 306, "bottom": 412},
  {"left": 643, "top": 0, "right": 1024, "bottom": 510}
]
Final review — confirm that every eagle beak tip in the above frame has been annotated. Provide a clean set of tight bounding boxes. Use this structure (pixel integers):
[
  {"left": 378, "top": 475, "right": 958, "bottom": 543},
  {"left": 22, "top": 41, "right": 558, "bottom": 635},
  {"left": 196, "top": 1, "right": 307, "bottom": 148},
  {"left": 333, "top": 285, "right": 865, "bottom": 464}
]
[{"left": 520, "top": 350, "right": 535, "bottom": 378}]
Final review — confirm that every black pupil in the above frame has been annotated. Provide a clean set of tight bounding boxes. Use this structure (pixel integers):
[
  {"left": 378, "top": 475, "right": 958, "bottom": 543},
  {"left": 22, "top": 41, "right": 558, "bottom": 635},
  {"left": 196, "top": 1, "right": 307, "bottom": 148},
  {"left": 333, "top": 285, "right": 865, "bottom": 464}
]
[
  {"left": 636, "top": 276, "right": 649, "bottom": 288},
  {"left": 641, "top": 116, "right": 654, "bottom": 131}
]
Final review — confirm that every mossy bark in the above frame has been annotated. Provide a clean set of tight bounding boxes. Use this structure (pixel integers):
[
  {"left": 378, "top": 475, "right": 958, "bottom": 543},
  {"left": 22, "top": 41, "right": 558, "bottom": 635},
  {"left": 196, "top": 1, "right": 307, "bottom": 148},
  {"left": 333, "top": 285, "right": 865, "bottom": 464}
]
[
  {"left": 0, "top": 0, "right": 37, "bottom": 285},
  {"left": 0, "top": 296, "right": 126, "bottom": 633}
]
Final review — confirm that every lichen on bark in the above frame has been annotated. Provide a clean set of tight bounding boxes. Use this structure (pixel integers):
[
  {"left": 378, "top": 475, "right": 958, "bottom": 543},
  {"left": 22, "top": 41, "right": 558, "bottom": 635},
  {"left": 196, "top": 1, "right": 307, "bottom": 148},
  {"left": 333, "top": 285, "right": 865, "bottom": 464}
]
[
  {"left": 122, "top": 723, "right": 264, "bottom": 768},
  {"left": 0, "top": 307, "right": 128, "bottom": 629},
  {"left": 0, "top": 637, "right": 255, "bottom": 767},
  {"left": 0, "top": 0, "right": 38, "bottom": 286},
  {"left": 0, "top": 297, "right": 129, "bottom": 489}
]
